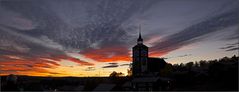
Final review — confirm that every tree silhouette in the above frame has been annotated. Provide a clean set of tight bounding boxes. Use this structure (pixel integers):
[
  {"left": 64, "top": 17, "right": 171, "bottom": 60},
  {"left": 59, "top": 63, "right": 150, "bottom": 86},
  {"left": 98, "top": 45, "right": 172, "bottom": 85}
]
[{"left": 109, "top": 71, "right": 124, "bottom": 77}]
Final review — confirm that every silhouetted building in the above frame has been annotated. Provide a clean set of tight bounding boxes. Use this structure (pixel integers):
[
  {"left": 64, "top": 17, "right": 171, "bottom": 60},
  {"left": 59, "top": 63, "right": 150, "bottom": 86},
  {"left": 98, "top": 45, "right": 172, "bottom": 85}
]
[
  {"left": 130, "top": 28, "right": 170, "bottom": 91},
  {"left": 132, "top": 30, "right": 166, "bottom": 77},
  {"left": 132, "top": 31, "right": 148, "bottom": 77}
]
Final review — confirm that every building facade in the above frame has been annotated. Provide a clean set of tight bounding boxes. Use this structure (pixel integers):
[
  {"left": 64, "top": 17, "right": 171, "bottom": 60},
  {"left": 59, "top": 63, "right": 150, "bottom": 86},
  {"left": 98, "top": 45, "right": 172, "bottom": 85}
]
[{"left": 132, "top": 32, "right": 148, "bottom": 77}]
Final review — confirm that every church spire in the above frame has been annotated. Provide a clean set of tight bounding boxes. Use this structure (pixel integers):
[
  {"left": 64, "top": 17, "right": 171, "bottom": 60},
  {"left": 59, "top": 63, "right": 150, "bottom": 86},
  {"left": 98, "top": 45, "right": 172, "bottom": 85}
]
[{"left": 137, "top": 25, "right": 143, "bottom": 44}]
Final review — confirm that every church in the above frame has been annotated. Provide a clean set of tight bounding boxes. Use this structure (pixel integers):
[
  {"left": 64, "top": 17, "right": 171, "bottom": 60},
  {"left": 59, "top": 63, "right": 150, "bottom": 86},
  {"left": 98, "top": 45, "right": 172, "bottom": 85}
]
[
  {"left": 122, "top": 30, "right": 171, "bottom": 91},
  {"left": 132, "top": 30, "right": 167, "bottom": 77}
]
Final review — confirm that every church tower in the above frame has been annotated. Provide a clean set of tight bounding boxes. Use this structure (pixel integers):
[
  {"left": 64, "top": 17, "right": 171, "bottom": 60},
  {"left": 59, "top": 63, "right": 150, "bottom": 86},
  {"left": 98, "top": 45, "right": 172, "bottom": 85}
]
[{"left": 132, "top": 26, "right": 148, "bottom": 77}]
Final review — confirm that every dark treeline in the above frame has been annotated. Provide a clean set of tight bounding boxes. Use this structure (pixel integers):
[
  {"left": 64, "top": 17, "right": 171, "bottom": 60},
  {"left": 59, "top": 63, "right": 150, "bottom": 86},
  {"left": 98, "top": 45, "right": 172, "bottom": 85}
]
[{"left": 170, "top": 55, "right": 238, "bottom": 91}]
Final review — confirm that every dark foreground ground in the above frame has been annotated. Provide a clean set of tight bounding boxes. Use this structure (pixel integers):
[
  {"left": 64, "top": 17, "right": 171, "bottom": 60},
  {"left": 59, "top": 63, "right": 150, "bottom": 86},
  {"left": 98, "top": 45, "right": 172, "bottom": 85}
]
[{"left": 1, "top": 74, "right": 238, "bottom": 91}]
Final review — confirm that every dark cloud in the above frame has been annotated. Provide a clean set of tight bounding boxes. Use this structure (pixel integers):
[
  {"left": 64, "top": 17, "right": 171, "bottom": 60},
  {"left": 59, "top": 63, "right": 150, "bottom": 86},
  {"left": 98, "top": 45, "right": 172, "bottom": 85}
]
[
  {"left": 178, "top": 54, "right": 192, "bottom": 57},
  {"left": 67, "top": 0, "right": 159, "bottom": 50},
  {"left": 1, "top": 0, "right": 237, "bottom": 62},
  {"left": 226, "top": 47, "right": 239, "bottom": 51},
  {"left": 102, "top": 64, "right": 119, "bottom": 68},
  {"left": 150, "top": 7, "right": 239, "bottom": 56},
  {"left": 220, "top": 46, "right": 235, "bottom": 49},
  {"left": 220, "top": 42, "right": 239, "bottom": 52},
  {"left": 0, "top": 25, "right": 65, "bottom": 56},
  {"left": 0, "top": 0, "right": 158, "bottom": 51},
  {"left": 108, "top": 63, "right": 118, "bottom": 65},
  {"left": 84, "top": 67, "right": 96, "bottom": 71},
  {"left": 161, "top": 54, "right": 192, "bottom": 59},
  {"left": 226, "top": 42, "right": 239, "bottom": 46},
  {"left": 120, "top": 63, "right": 130, "bottom": 66},
  {"left": 0, "top": 0, "right": 157, "bottom": 64},
  {"left": 49, "top": 72, "right": 62, "bottom": 75},
  {"left": 102, "top": 62, "right": 125, "bottom": 68},
  {"left": 0, "top": 0, "right": 238, "bottom": 76}
]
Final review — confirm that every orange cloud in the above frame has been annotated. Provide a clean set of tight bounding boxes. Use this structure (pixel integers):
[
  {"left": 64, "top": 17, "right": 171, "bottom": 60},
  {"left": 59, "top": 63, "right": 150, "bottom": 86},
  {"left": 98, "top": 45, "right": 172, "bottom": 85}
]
[
  {"left": 64, "top": 56, "right": 94, "bottom": 66},
  {"left": 81, "top": 45, "right": 131, "bottom": 62},
  {"left": 149, "top": 49, "right": 169, "bottom": 57},
  {"left": 0, "top": 63, "right": 55, "bottom": 76},
  {"left": 1, "top": 65, "right": 29, "bottom": 71},
  {"left": 0, "top": 53, "right": 94, "bottom": 76}
]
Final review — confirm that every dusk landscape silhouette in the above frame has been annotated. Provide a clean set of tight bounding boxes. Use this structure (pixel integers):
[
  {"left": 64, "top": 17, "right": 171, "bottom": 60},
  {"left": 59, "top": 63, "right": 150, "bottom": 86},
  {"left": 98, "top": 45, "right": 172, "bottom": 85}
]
[{"left": 0, "top": 0, "right": 238, "bottom": 91}]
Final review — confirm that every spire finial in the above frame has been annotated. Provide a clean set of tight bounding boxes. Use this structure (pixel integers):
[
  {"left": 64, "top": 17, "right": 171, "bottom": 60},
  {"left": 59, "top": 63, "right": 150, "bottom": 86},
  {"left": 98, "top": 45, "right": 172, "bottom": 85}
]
[
  {"left": 137, "top": 24, "right": 143, "bottom": 44},
  {"left": 139, "top": 24, "right": 141, "bottom": 38}
]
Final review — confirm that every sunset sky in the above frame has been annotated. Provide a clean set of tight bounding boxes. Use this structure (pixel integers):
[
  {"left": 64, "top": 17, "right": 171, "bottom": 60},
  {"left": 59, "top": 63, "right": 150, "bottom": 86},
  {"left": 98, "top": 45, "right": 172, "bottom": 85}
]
[{"left": 0, "top": 0, "right": 238, "bottom": 77}]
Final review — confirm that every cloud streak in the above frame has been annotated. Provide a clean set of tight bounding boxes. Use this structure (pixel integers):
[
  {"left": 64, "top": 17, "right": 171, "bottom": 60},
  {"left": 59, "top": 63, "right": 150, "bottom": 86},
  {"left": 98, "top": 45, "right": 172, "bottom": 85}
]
[
  {"left": 220, "top": 42, "right": 239, "bottom": 52},
  {"left": 80, "top": 45, "right": 131, "bottom": 62},
  {"left": 150, "top": 7, "right": 239, "bottom": 56},
  {"left": 102, "top": 64, "right": 119, "bottom": 68}
]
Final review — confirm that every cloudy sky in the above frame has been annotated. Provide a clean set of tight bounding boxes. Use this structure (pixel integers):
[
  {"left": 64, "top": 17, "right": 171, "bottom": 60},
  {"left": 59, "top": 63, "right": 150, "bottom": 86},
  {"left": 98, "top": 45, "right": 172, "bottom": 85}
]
[{"left": 0, "top": 0, "right": 238, "bottom": 77}]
